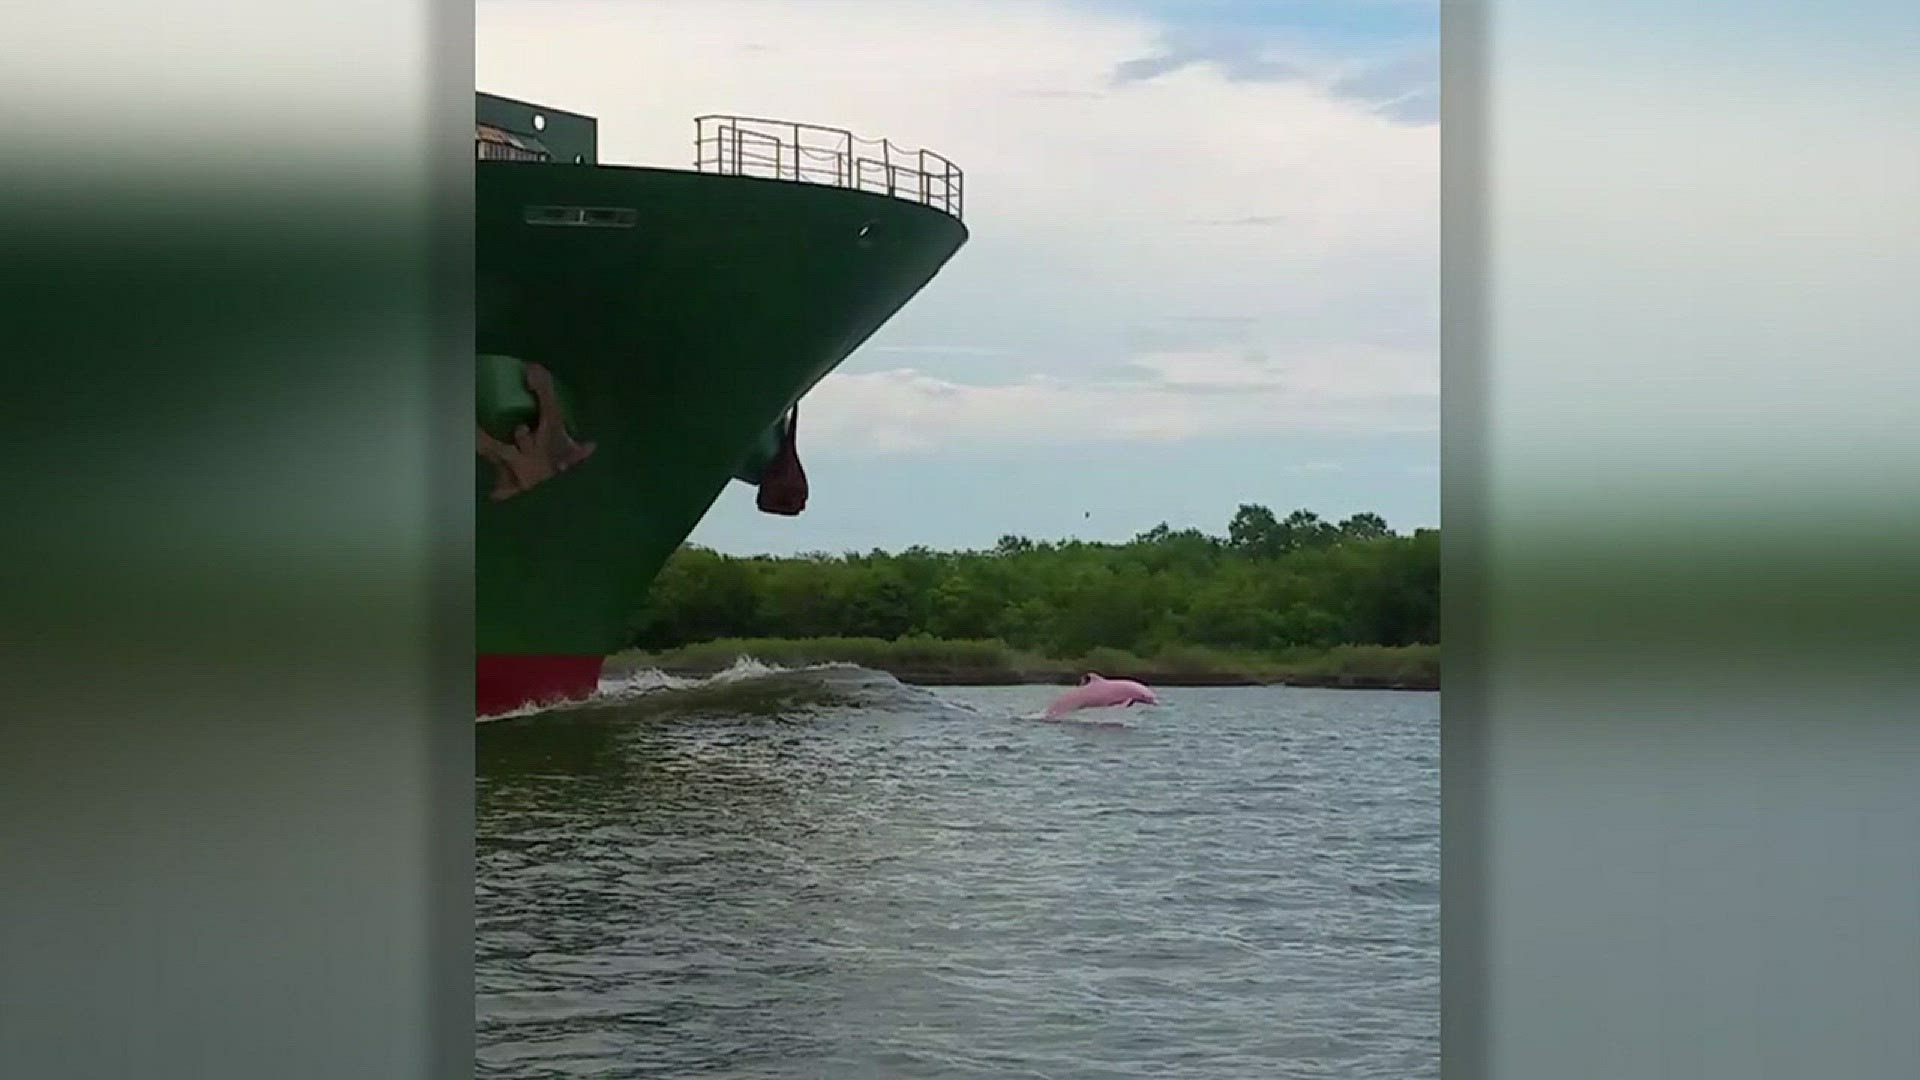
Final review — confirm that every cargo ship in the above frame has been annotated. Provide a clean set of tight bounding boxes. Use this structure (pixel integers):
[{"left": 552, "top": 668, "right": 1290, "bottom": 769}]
[{"left": 476, "top": 92, "right": 968, "bottom": 716}]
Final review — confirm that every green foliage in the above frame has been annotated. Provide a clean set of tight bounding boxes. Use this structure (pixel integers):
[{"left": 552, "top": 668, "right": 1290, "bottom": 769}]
[
  {"left": 616, "top": 638, "right": 1437, "bottom": 688},
  {"left": 1279, "top": 643, "right": 1439, "bottom": 686},
  {"left": 1076, "top": 646, "right": 1148, "bottom": 673},
  {"left": 630, "top": 506, "right": 1438, "bottom": 663},
  {"left": 643, "top": 636, "right": 1024, "bottom": 672}
]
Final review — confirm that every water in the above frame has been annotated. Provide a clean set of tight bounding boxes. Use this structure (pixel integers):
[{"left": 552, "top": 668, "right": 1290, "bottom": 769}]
[{"left": 478, "top": 663, "right": 1438, "bottom": 1078}]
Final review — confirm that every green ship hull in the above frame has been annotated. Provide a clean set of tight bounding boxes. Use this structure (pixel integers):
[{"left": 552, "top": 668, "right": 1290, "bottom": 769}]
[{"left": 476, "top": 95, "right": 966, "bottom": 715}]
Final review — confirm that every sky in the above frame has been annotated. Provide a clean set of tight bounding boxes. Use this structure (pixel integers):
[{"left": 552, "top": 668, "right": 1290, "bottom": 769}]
[{"left": 476, "top": 0, "right": 1437, "bottom": 554}]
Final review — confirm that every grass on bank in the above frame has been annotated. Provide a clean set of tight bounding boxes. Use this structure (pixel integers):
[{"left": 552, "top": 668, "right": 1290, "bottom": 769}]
[{"left": 611, "top": 636, "right": 1438, "bottom": 688}]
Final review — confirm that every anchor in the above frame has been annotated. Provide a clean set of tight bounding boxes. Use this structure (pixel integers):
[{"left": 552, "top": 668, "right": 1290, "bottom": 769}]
[{"left": 476, "top": 362, "right": 597, "bottom": 501}]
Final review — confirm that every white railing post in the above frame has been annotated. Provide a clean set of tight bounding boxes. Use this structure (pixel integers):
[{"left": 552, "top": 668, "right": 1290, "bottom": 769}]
[{"left": 690, "top": 116, "right": 960, "bottom": 220}]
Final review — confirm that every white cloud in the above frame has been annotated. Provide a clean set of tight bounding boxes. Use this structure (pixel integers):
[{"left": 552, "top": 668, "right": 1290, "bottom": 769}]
[
  {"left": 868, "top": 345, "right": 1013, "bottom": 358},
  {"left": 477, "top": 0, "right": 1436, "bottom": 452},
  {"left": 1130, "top": 344, "right": 1437, "bottom": 399},
  {"left": 799, "top": 350, "right": 1437, "bottom": 452}
]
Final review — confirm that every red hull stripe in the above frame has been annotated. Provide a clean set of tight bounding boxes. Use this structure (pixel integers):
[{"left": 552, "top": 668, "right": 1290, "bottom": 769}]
[{"left": 477, "top": 654, "right": 603, "bottom": 716}]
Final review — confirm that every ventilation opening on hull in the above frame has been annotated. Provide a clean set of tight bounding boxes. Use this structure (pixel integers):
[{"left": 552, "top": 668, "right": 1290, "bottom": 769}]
[{"left": 523, "top": 205, "right": 639, "bottom": 228}]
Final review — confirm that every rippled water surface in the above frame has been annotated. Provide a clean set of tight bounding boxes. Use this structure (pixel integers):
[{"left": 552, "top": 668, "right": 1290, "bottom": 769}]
[{"left": 478, "top": 665, "right": 1438, "bottom": 1078}]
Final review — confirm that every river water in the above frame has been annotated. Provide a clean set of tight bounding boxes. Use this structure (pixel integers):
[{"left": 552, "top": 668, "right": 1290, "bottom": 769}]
[{"left": 478, "top": 664, "right": 1438, "bottom": 1078}]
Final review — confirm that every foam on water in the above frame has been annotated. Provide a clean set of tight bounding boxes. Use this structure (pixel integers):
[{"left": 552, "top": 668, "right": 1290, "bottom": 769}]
[
  {"left": 477, "top": 656, "right": 853, "bottom": 723},
  {"left": 477, "top": 656, "right": 990, "bottom": 725}
]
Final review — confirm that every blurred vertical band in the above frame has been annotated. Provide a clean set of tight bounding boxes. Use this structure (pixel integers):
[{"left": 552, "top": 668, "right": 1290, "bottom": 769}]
[
  {"left": 1447, "top": 2, "right": 1920, "bottom": 1077},
  {"left": 429, "top": 0, "right": 477, "bottom": 1074},
  {"left": 1439, "top": 3, "right": 1491, "bottom": 1075},
  {"left": 0, "top": 2, "right": 472, "bottom": 1077}
]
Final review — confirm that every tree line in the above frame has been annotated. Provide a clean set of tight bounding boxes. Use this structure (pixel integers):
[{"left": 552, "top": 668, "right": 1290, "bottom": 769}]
[{"left": 630, "top": 505, "right": 1438, "bottom": 659}]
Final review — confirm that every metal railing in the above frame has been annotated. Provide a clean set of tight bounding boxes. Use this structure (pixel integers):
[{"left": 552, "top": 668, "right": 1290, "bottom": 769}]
[{"left": 694, "top": 115, "right": 962, "bottom": 221}]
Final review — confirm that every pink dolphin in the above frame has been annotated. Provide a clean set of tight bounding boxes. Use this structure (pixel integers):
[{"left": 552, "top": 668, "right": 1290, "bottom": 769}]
[{"left": 1044, "top": 673, "right": 1159, "bottom": 718}]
